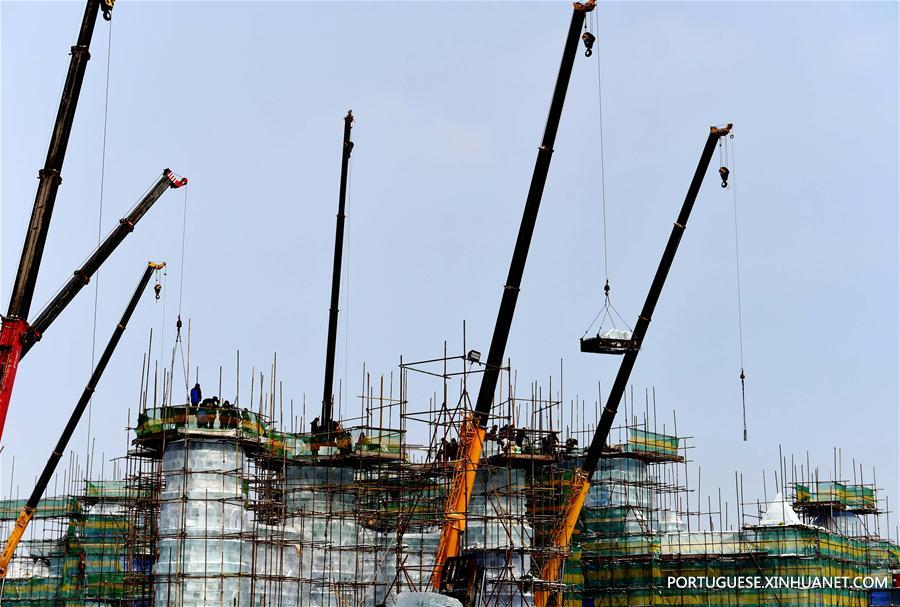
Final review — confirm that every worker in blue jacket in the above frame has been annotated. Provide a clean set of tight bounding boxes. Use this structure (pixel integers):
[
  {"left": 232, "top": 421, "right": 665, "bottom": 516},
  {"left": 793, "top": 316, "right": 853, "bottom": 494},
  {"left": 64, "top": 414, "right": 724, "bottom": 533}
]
[{"left": 190, "top": 383, "right": 202, "bottom": 406}]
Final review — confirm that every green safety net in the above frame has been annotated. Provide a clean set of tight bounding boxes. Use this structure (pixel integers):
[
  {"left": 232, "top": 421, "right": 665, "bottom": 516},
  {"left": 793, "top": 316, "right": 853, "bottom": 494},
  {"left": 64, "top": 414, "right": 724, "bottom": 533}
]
[
  {"left": 620, "top": 429, "right": 680, "bottom": 458},
  {"left": 795, "top": 482, "right": 876, "bottom": 510},
  {"left": 0, "top": 498, "right": 79, "bottom": 521}
]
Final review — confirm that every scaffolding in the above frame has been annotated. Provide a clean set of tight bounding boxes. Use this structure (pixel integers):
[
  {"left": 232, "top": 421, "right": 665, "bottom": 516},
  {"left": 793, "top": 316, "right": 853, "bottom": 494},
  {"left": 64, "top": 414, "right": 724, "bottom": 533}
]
[
  {"left": 1, "top": 346, "right": 898, "bottom": 607},
  {"left": 560, "top": 395, "right": 900, "bottom": 607},
  {"left": 0, "top": 477, "right": 134, "bottom": 606}
]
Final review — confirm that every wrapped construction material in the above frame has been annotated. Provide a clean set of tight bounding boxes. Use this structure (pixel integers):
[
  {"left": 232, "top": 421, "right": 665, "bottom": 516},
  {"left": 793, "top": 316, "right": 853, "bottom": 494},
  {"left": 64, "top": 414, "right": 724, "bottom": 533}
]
[
  {"left": 600, "top": 328, "right": 632, "bottom": 340},
  {"left": 759, "top": 492, "right": 802, "bottom": 526},
  {"left": 395, "top": 592, "right": 464, "bottom": 607}
]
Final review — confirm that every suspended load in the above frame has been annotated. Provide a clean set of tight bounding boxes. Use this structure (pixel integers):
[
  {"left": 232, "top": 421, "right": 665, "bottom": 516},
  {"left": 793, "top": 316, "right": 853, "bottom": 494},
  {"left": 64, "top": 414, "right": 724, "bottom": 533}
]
[
  {"left": 580, "top": 329, "right": 638, "bottom": 355},
  {"left": 580, "top": 281, "right": 639, "bottom": 355}
]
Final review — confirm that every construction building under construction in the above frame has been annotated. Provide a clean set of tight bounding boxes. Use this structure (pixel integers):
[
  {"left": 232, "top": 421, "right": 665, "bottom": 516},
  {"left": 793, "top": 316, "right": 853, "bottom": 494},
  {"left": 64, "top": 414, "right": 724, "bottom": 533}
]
[
  {"left": 0, "top": 347, "right": 898, "bottom": 607},
  {"left": 1, "top": 1, "right": 898, "bottom": 607}
]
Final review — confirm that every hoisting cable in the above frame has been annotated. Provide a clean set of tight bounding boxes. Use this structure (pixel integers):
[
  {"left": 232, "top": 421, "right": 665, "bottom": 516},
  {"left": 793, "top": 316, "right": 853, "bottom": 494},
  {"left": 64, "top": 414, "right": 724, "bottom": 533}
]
[
  {"left": 721, "top": 131, "right": 748, "bottom": 441},
  {"left": 86, "top": 17, "right": 113, "bottom": 468},
  {"left": 176, "top": 184, "right": 190, "bottom": 398},
  {"left": 580, "top": 9, "right": 628, "bottom": 341},
  {"left": 591, "top": 9, "right": 610, "bottom": 288},
  {"left": 342, "top": 139, "right": 354, "bottom": 410}
]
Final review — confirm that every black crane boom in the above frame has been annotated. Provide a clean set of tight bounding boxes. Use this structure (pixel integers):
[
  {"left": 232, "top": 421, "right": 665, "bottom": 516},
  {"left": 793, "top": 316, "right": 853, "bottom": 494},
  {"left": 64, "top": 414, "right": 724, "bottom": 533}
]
[
  {"left": 6, "top": 0, "right": 112, "bottom": 321},
  {"left": 321, "top": 111, "right": 354, "bottom": 429},
  {"left": 432, "top": 1, "right": 595, "bottom": 591},
  {"left": 583, "top": 124, "right": 732, "bottom": 478},
  {"left": 471, "top": 3, "right": 592, "bottom": 429},
  {"left": 0, "top": 261, "right": 162, "bottom": 578},
  {"left": 22, "top": 169, "right": 186, "bottom": 354}
]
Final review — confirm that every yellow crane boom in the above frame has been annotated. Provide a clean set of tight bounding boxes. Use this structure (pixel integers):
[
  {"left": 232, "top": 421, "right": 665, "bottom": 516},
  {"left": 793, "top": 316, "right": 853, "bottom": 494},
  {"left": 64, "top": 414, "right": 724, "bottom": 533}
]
[
  {"left": 431, "top": 0, "right": 597, "bottom": 594},
  {"left": 535, "top": 124, "right": 733, "bottom": 607}
]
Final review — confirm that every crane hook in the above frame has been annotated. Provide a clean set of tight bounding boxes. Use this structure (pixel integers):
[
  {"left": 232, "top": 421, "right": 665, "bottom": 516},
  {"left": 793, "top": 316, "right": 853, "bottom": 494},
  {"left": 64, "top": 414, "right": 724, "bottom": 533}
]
[
  {"left": 719, "top": 166, "right": 730, "bottom": 188},
  {"left": 582, "top": 31, "right": 596, "bottom": 57},
  {"left": 101, "top": 0, "right": 114, "bottom": 21},
  {"left": 153, "top": 283, "right": 162, "bottom": 301}
]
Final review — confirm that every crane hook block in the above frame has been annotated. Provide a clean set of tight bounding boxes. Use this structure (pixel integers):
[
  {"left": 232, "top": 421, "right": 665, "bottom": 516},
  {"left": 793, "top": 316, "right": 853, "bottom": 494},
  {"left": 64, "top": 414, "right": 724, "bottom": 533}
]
[
  {"left": 582, "top": 31, "right": 596, "bottom": 57},
  {"left": 719, "top": 166, "right": 730, "bottom": 188},
  {"left": 101, "top": 0, "right": 115, "bottom": 21},
  {"left": 153, "top": 283, "right": 162, "bottom": 301}
]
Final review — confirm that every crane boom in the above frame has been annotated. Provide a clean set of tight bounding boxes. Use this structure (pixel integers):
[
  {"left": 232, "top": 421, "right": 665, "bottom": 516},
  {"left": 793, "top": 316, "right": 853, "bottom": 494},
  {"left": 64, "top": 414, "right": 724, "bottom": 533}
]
[
  {"left": 582, "top": 125, "right": 730, "bottom": 477},
  {"left": 321, "top": 111, "right": 354, "bottom": 430},
  {"left": 23, "top": 169, "right": 187, "bottom": 354},
  {"left": 432, "top": 1, "right": 595, "bottom": 589},
  {"left": 6, "top": 0, "right": 113, "bottom": 322},
  {"left": 0, "top": 0, "right": 114, "bottom": 442},
  {"left": 534, "top": 124, "right": 733, "bottom": 607},
  {"left": 0, "top": 169, "right": 185, "bottom": 439},
  {"left": 0, "top": 261, "right": 163, "bottom": 578}
]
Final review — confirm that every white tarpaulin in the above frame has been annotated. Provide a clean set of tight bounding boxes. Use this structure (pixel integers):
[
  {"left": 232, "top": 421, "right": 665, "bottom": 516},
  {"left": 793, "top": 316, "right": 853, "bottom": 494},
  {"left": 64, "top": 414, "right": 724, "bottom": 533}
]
[
  {"left": 395, "top": 593, "right": 464, "bottom": 607},
  {"left": 759, "top": 492, "right": 802, "bottom": 526},
  {"left": 601, "top": 328, "right": 633, "bottom": 340}
]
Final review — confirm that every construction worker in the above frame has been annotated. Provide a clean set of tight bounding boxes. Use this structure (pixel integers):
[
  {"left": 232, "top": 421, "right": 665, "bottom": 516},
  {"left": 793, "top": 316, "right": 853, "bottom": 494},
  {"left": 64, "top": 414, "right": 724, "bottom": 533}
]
[
  {"left": 208, "top": 402, "right": 220, "bottom": 429},
  {"left": 190, "top": 383, "right": 202, "bottom": 407},
  {"left": 357, "top": 431, "right": 369, "bottom": 452},
  {"left": 515, "top": 428, "right": 531, "bottom": 453},
  {"left": 541, "top": 431, "right": 559, "bottom": 455},
  {"left": 486, "top": 425, "right": 499, "bottom": 441},
  {"left": 218, "top": 402, "right": 231, "bottom": 430},
  {"left": 448, "top": 438, "right": 459, "bottom": 460},
  {"left": 196, "top": 402, "right": 209, "bottom": 429},
  {"left": 137, "top": 411, "right": 148, "bottom": 434},
  {"left": 173, "top": 405, "right": 187, "bottom": 429},
  {"left": 336, "top": 422, "right": 352, "bottom": 454}
]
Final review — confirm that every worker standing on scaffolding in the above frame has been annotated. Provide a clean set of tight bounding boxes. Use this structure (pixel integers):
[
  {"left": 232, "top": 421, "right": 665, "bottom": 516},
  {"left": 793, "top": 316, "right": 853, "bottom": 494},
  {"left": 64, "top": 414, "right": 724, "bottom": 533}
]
[
  {"left": 196, "top": 402, "right": 209, "bottom": 428},
  {"left": 541, "top": 431, "right": 560, "bottom": 456},
  {"left": 190, "top": 383, "right": 202, "bottom": 407},
  {"left": 206, "top": 397, "right": 219, "bottom": 430}
]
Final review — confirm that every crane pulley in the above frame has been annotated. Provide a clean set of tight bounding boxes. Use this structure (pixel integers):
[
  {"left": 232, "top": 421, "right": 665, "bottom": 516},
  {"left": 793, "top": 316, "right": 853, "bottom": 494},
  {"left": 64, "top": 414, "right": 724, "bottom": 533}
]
[
  {"left": 718, "top": 130, "right": 733, "bottom": 188},
  {"left": 101, "top": 0, "right": 115, "bottom": 21},
  {"left": 581, "top": 31, "right": 596, "bottom": 57}
]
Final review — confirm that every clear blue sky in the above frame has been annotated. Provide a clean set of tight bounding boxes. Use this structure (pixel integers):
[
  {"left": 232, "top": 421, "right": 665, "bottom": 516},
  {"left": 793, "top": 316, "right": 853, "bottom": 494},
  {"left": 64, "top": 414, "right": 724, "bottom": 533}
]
[{"left": 2, "top": 1, "right": 897, "bottom": 536}]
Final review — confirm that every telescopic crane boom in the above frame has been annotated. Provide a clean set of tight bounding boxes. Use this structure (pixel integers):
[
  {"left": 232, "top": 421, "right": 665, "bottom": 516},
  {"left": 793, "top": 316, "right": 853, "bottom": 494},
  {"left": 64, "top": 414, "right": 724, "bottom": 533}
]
[
  {"left": 5, "top": 0, "right": 112, "bottom": 321},
  {"left": 0, "top": 0, "right": 125, "bottom": 440},
  {"left": 22, "top": 170, "right": 186, "bottom": 355},
  {"left": 0, "top": 261, "right": 164, "bottom": 578},
  {"left": 4, "top": 0, "right": 113, "bottom": 331},
  {"left": 0, "top": 170, "right": 186, "bottom": 437},
  {"left": 431, "top": 1, "right": 595, "bottom": 590},
  {"left": 321, "top": 111, "right": 354, "bottom": 431},
  {"left": 534, "top": 124, "right": 733, "bottom": 607}
]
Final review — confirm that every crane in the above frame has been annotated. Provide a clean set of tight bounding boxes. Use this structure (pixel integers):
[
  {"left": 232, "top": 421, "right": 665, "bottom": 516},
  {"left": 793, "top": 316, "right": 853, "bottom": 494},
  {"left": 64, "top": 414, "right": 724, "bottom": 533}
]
[
  {"left": 0, "top": 0, "right": 172, "bottom": 440},
  {"left": 0, "top": 261, "right": 165, "bottom": 578},
  {"left": 534, "top": 124, "right": 733, "bottom": 607},
  {"left": 320, "top": 110, "right": 354, "bottom": 435},
  {"left": 0, "top": 169, "right": 186, "bottom": 438},
  {"left": 432, "top": 0, "right": 596, "bottom": 593}
]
